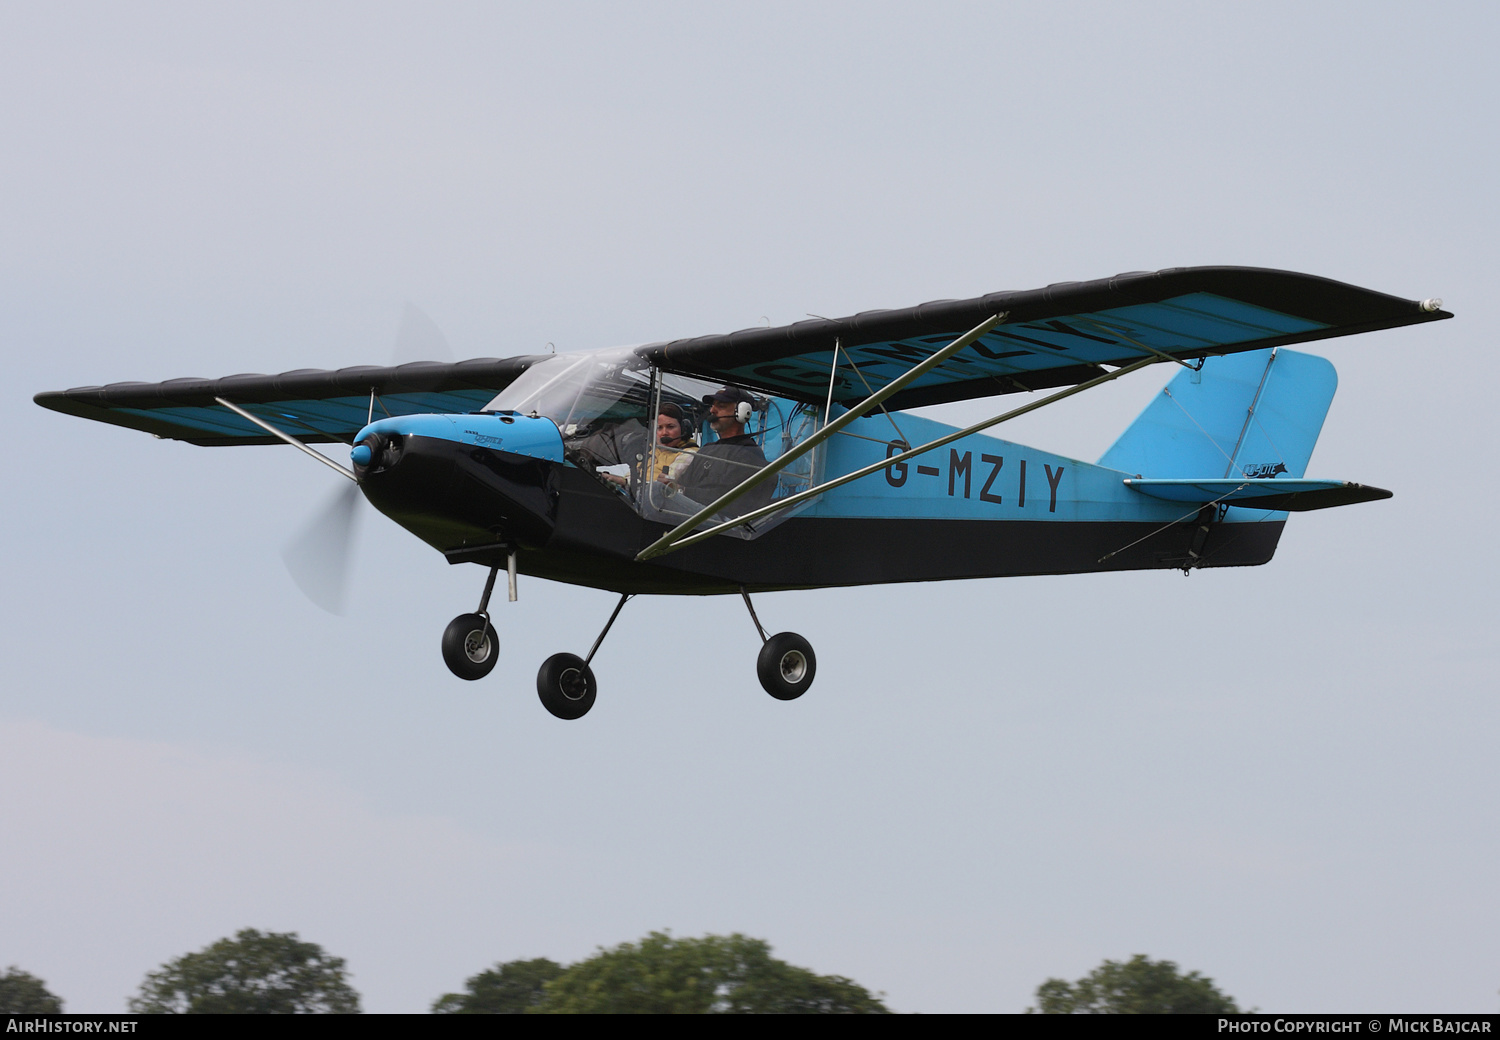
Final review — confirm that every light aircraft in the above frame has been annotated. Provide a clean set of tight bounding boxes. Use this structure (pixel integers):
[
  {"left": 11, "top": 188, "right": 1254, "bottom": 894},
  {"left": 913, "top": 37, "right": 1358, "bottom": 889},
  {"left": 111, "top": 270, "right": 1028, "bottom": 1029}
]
[{"left": 35, "top": 267, "right": 1449, "bottom": 719}]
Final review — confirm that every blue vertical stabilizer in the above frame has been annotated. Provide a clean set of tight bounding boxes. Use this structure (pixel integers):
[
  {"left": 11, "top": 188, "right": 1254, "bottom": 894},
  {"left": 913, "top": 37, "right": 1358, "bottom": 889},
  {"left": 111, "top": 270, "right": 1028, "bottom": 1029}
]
[{"left": 1098, "top": 348, "right": 1338, "bottom": 479}]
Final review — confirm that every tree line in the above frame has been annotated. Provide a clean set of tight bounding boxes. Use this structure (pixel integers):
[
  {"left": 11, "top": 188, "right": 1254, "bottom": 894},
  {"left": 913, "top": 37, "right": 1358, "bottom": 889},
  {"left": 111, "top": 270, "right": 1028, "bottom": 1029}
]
[{"left": 2, "top": 931, "right": 1241, "bottom": 1013}]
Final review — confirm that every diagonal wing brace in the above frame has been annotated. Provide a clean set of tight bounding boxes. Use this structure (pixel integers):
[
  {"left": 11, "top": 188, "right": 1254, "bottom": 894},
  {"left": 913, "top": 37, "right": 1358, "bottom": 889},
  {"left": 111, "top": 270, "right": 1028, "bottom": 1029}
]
[
  {"left": 643, "top": 356, "right": 1165, "bottom": 559},
  {"left": 215, "top": 397, "right": 357, "bottom": 482},
  {"left": 636, "top": 313, "right": 1006, "bottom": 561}
]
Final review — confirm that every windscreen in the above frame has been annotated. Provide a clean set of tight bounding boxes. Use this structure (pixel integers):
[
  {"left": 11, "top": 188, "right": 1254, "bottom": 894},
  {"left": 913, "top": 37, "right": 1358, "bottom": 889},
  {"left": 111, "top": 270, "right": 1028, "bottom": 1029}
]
[{"left": 484, "top": 348, "right": 653, "bottom": 468}]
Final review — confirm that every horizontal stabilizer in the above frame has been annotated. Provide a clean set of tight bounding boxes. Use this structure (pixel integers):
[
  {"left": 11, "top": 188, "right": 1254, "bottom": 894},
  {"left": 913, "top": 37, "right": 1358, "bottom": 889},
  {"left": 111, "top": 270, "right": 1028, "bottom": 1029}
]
[{"left": 1123, "top": 478, "right": 1392, "bottom": 512}]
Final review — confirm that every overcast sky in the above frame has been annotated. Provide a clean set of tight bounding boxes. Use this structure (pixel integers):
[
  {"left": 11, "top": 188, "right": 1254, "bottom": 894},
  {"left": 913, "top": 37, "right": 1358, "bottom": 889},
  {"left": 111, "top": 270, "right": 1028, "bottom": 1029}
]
[{"left": 2, "top": 1, "right": 1495, "bottom": 1013}]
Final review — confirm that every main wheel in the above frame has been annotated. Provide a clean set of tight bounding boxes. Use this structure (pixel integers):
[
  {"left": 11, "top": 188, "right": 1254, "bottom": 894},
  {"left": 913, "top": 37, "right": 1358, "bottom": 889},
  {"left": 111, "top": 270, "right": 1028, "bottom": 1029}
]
[
  {"left": 441, "top": 613, "right": 499, "bottom": 680},
  {"left": 537, "top": 652, "right": 597, "bottom": 720},
  {"left": 757, "top": 632, "right": 815, "bottom": 700}
]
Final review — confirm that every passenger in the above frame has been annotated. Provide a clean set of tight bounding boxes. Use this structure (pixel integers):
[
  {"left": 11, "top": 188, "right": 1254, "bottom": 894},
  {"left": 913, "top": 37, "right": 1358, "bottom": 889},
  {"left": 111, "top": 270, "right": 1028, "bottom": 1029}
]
[
  {"left": 674, "top": 387, "right": 774, "bottom": 514},
  {"left": 647, "top": 403, "right": 699, "bottom": 483},
  {"left": 603, "top": 403, "right": 698, "bottom": 489}
]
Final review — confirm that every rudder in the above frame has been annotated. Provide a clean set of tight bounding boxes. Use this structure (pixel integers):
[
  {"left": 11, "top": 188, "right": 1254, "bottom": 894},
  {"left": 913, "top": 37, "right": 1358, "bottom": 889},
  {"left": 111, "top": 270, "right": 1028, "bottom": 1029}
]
[{"left": 1098, "top": 348, "right": 1338, "bottom": 480}]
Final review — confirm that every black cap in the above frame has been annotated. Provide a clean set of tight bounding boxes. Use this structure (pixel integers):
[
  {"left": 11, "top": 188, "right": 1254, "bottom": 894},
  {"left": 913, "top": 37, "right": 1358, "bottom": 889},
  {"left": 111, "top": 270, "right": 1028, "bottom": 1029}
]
[{"left": 702, "top": 386, "right": 756, "bottom": 406}]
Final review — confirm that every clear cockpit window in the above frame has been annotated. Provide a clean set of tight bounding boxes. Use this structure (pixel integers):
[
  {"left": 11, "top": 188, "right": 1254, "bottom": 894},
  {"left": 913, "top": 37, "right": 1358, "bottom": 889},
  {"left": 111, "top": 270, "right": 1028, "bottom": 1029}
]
[
  {"left": 640, "top": 371, "right": 822, "bottom": 538},
  {"left": 484, "top": 348, "right": 653, "bottom": 468},
  {"left": 487, "top": 354, "right": 824, "bottom": 539}
]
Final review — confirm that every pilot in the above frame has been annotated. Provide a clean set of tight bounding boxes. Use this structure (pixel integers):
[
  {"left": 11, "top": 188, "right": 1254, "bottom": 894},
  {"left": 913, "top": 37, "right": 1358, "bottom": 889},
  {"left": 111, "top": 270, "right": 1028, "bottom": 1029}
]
[{"left": 674, "top": 387, "right": 773, "bottom": 513}]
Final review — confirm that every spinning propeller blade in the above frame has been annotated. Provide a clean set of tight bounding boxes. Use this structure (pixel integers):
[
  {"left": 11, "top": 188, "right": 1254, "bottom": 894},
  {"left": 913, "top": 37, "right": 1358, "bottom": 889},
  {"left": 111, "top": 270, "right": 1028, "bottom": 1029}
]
[
  {"left": 392, "top": 301, "right": 453, "bottom": 364},
  {"left": 281, "top": 482, "right": 362, "bottom": 614},
  {"left": 281, "top": 302, "right": 450, "bottom": 611}
]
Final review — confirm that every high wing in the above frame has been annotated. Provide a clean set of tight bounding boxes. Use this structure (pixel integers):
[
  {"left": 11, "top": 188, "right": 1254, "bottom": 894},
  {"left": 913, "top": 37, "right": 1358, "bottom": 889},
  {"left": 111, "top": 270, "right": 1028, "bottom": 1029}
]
[
  {"left": 34, "top": 267, "right": 1448, "bottom": 446},
  {"left": 642, "top": 267, "right": 1449, "bottom": 410},
  {"left": 34, "top": 356, "right": 545, "bottom": 445}
]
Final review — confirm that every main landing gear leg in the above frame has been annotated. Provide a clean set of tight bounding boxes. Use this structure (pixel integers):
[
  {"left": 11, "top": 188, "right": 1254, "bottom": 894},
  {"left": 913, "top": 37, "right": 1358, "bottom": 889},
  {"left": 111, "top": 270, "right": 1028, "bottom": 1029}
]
[
  {"left": 441, "top": 562, "right": 501, "bottom": 681},
  {"left": 741, "top": 587, "right": 816, "bottom": 701},
  {"left": 537, "top": 593, "right": 632, "bottom": 720}
]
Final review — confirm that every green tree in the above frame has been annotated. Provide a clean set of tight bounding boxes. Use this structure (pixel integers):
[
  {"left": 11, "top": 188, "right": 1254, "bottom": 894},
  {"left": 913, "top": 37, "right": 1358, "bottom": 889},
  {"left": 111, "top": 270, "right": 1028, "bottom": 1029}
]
[
  {"left": 1029, "top": 954, "right": 1240, "bottom": 1014},
  {"left": 431, "top": 958, "right": 565, "bottom": 1013},
  {"left": 129, "top": 929, "right": 360, "bottom": 1014},
  {"left": 0, "top": 967, "right": 64, "bottom": 1013},
  {"left": 533, "top": 931, "right": 888, "bottom": 1014}
]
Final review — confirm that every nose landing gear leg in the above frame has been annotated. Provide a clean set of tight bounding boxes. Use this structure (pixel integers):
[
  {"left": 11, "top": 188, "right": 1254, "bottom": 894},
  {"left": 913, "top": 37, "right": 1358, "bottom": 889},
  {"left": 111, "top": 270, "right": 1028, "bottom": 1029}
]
[{"left": 441, "top": 562, "right": 502, "bottom": 681}]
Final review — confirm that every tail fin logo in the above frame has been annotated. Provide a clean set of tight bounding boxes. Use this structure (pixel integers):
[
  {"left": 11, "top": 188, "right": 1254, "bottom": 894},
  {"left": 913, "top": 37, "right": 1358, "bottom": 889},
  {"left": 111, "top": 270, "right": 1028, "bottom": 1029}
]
[{"left": 1241, "top": 462, "right": 1288, "bottom": 478}]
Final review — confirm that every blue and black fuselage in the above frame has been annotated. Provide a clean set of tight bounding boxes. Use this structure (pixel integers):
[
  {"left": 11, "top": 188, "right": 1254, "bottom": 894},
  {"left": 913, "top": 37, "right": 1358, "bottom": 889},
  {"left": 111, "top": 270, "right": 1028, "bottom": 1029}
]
[
  {"left": 350, "top": 353, "right": 1301, "bottom": 596},
  {"left": 35, "top": 267, "right": 1428, "bottom": 598}
]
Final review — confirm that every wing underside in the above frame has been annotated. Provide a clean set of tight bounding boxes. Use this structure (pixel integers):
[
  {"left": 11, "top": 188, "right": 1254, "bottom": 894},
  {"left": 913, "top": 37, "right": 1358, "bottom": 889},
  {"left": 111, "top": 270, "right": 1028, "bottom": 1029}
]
[
  {"left": 34, "top": 357, "right": 543, "bottom": 445},
  {"left": 34, "top": 267, "right": 1447, "bottom": 446},
  {"left": 644, "top": 267, "right": 1447, "bottom": 410}
]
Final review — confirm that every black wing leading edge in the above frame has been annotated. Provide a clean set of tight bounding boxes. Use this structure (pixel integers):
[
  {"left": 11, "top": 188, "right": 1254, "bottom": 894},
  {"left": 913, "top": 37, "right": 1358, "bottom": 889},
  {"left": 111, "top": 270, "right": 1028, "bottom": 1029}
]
[
  {"left": 641, "top": 267, "right": 1448, "bottom": 411},
  {"left": 34, "top": 267, "right": 1448, "bottom": 444},
  {"left": 34, "top": 356, "right": 545, "bottom": 445}
]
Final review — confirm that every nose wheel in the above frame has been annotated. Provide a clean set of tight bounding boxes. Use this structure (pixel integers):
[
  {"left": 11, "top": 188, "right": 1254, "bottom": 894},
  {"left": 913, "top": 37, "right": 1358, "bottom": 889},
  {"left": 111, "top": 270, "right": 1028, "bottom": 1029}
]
[
  {"left": 442, "top": 613, "right": 499, "bottom": 680},
  {"left": 441, "top": 557, "right": 514, "bottom": 681}
]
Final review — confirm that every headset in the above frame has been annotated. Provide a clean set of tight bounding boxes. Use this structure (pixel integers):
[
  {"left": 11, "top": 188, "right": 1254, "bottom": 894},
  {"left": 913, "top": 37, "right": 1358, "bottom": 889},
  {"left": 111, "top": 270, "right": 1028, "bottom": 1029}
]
[{"left": 701, "top": 390, "right": 767, "bottom": 435}]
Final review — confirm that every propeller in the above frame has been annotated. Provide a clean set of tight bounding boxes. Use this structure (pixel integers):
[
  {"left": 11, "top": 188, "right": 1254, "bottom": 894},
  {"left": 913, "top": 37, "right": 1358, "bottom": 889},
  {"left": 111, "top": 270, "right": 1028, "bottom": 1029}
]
[
  {"left": 279, "top": 301, "right": 449, "bottom": 613},
  {"left": 392, "top": 301, "right": 453, "bottom": 364},
  {"left": 281, "top": 479, "right": 363, "bottom": 615}
]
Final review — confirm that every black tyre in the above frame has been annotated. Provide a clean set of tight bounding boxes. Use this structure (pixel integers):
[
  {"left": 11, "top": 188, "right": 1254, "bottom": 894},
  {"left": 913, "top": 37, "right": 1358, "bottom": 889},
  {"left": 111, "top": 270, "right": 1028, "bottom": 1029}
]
[
  {"left": 756, "top": 632, "right": 815, "bottom": 701},
  {"left": 537, "top": 652, "right": 597, "bottom": 720},
  {"left": 441, "top": 613, "right": 499, "bottom": 680}
]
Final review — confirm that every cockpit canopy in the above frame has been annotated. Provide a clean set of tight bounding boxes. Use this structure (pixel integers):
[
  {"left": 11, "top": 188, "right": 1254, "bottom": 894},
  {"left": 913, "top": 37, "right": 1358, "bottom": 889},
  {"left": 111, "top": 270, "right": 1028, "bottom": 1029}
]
[
  {"left": 483, "top": 347, "right": 822, "bottom": 537},
  {"left": 484, "top": 347, "right": 651, "bottom": 435}
]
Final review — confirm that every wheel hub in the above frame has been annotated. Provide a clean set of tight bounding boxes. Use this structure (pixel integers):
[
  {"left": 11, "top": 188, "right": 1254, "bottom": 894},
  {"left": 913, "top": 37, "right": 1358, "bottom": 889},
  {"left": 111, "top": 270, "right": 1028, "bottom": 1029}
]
[
  {"left": 779, "top": 650, "right": 807, "bottom": 684},
  {"left": 559, "top": 667, "right": 587, "bottom": 700},
  {"left": 464, "top": 630, "right": 492, "bottom": 663}
]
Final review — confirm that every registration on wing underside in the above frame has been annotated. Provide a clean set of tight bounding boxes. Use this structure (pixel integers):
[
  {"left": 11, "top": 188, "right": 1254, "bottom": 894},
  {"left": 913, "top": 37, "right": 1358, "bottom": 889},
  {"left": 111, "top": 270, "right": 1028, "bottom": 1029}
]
[{"left": 681, "top": 293, "right": 1327, "bottom": 404}]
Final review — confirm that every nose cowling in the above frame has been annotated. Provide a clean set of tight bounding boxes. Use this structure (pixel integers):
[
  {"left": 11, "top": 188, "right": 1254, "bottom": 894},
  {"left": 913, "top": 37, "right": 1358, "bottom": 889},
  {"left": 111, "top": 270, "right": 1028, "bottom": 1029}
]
[
  {"left": 352, "top": 411, "right": 565, "bottom": 475},
  {"left": 349, "top": 411, "right": 564, "bottom": 554}
]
